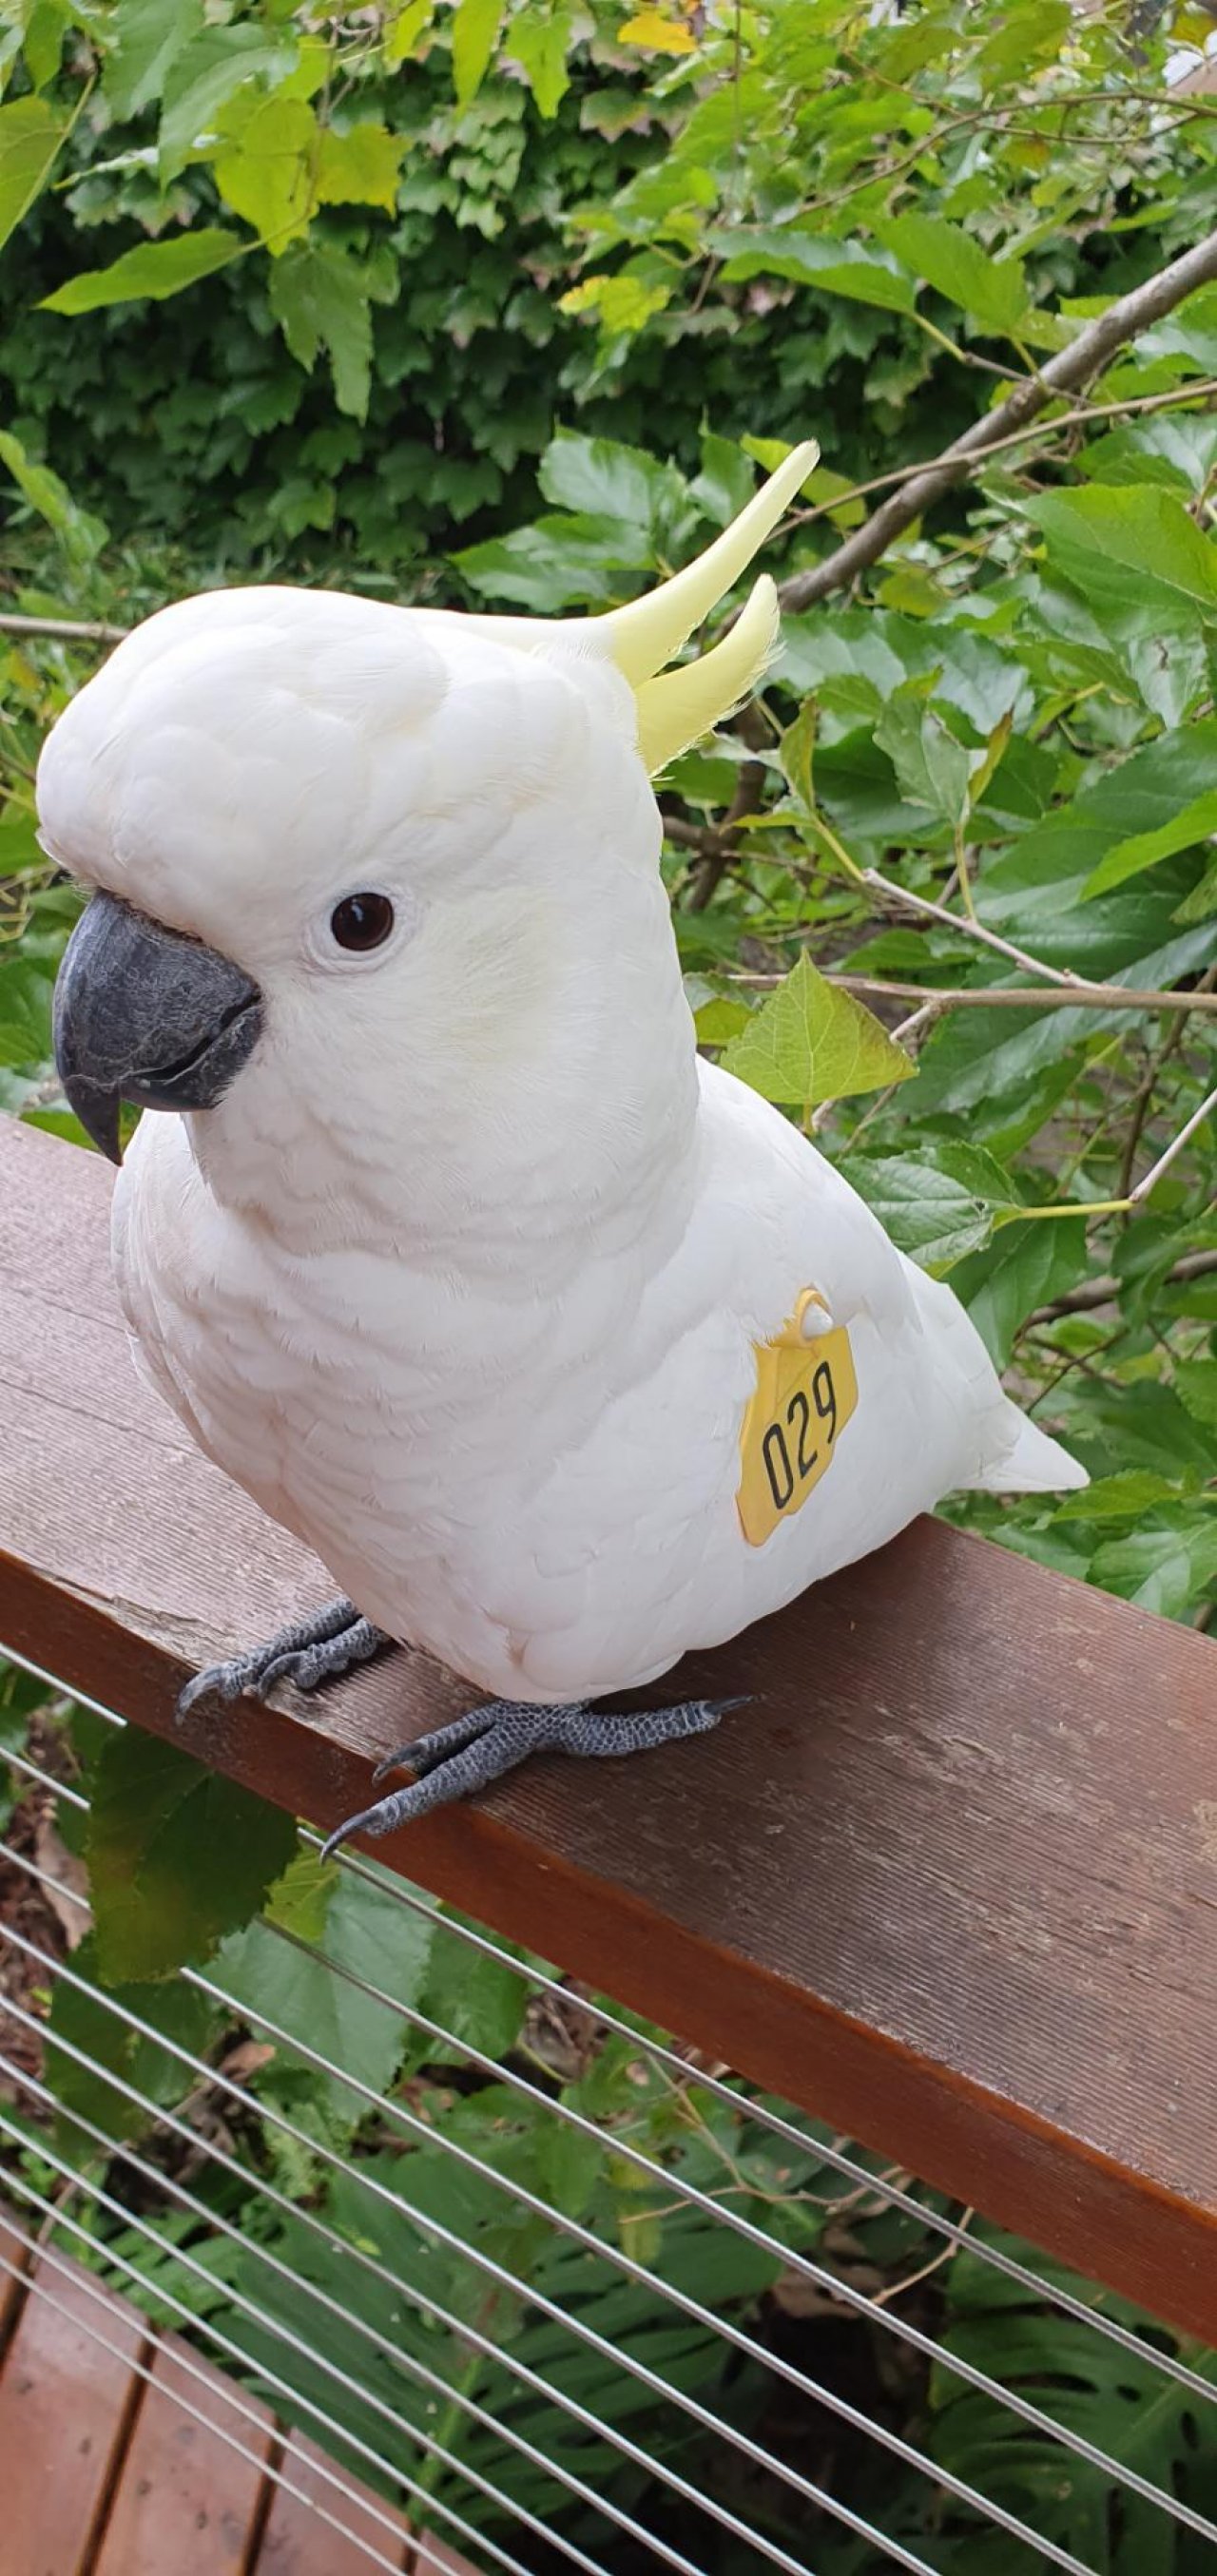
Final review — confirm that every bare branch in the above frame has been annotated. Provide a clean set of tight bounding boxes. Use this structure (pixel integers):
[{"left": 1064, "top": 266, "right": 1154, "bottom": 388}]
[
  {"left": 855, "top": 866, "right": 1077, "bottom": 988},
  {"left": 1115, "top": 965, "right": 1217, "bottom": 1203},
  {"left": 1029, "top": 1249, "right": 1217, "bottom": 1324},
  {"left": 779, "top": 227, "right": 1217, "bottom": 612},
  {"left": 728, "top": 971, "right": 1217, "bottom": 1015},
  {"left": 1128, "top": 1076, "right": 1217, "bottom": 1202},
  {"left": 0, "top": 612, "right": 126, "bottom": 644}
]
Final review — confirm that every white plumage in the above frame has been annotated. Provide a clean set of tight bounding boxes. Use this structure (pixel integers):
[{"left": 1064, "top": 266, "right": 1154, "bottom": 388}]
[{"left": 38, "top": 452, "right": 1085, "bottom": 1759}]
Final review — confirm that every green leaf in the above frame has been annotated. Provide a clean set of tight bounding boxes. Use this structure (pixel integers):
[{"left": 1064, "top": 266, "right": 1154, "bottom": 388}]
[
  {"left": 955, "top": 1220, "right": 1089, "bottom": 1368},
  {"left": 452, "top": 0, "right": 504, "bottom": 106},
  {"left": 693, "top": 995, "right": 752, "bottom": 1047},
  {"left": 722, "top": 954, "right": 916, "bottom": 1109},
  {"left": 0, "top": 432, "right": 106, "bottom": 563},
  {"left": 47, "top": 1934, "right": 218, "bottom": 2146},
  {"left": 540, "top": 2109, "right": 603, "bottom": 2220},
  {"left": 104, "top": 0, "right": 203, "bottom": 120},
  {"left": 261, "top": 1847, "right": 337, "bottom": 1943},
  {"left": 268, "top": 240, "right": 374, "bottom": 419},
  {"left": 1091, "top": 1514, "right": 1217, "bottom": 1622},
  {"left": 0, "top": 96, "right": 68, "bottom": 255},
  {"left": 417, "top": 1914, "right": 527, "bottom": 2062},
  {"left": 454, "top": 511, "right": 653, "bottom": 611},
  {"left": 836, "top": 1153, "right": 1001, "bottom": 1274},
  {"left": 213, "top": 94, "right": 316, "bottom": 252},
  {"left": 778, "top": 606, "right": 1024, "bottom": 740},
  {"left": 875, "top": 211, "right": 1030, "bottom": 335},
  {"left": 22, "top": 0, "right": 69, "bottom": 90},
  {"left": 506, "top": 7, "right": 571, "bottom": 118},
  {"left": 780, "top": 701, "right": 815, "bottom": 813},
  {"left": 316, "top": 120, "right": 408, "bottom": 213},
  {"left": 1175, "top": 1359, "right": 1217, "bottom": 1434},
  {"left": 1083, "top": 786, "right": 1217, "bottom": 897},
  {"left": 1053, "top": 1471, "right": 1182, "bottom": 1522},
  {"left": 690, "top": 432, "right": 756, "bottom": 529},
  {"left": 0, "top": 807, "right": 42, "bottom": 876},
  {"left": 874, "top": 690, "right": 973, "bottom": 830},
  {"left": 1026, "top": 486, "right": 1217, "bottom": 624},
  {"left": 158, "top": 28, "right": 291, "bottom": 181},
  {"left": 40, "top": 228, "right": 244, "bottom": 315},
  {"left": 87, "top": 1730, "right": 297, "bottom": 1984},
  {"left": 560, "top": 270, "right": 672, "bottom": 336},
  {"left": 385, "top": 0, "right": 435, "bottom": 62},
  {"left": 216, "top": 1863, "right": 433, "bottom": 2122},
  {"left": 713, "top": 223, "right": 917, "bottom": 315},
  {"left": 537, "top": 428, "right": 689, "bottom": 537}
]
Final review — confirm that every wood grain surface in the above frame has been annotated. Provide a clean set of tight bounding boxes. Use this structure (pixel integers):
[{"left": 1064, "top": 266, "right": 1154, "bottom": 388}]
[
  {"left": 91, "top": 2337, "right": 275, "bottom": 2576},
  {"left": 0, "top": 2240, "right": 145, "bottom": 2575},
  {"left": 1, "top": 1115, "right": 1214, "bottom": 2338},
  {"left": 0, "top": 2217, "right": 452, "bottom": 2573},
  {"left": 260, "top": 2434, "right": 412, "bottom": 2574}
]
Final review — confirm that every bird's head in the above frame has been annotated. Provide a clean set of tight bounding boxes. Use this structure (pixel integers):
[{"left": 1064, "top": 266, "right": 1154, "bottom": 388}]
[{"left": 42, "top": 444, "right": 815, "bottom": 1194}]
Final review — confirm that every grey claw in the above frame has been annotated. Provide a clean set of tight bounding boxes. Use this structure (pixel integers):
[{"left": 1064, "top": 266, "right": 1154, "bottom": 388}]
[
  {"left": 371, "top": 1741, "right": 415, "bottom": 1786},
  {"left": 175, "top": 1601, "right": 394, "bottom": 1732},
  {"left": 175, "top": 1662, "right": 243, "bottom": 1725},
  {"left": 323, "top": 1688, "right": 745, "bottom": 1856},
  {"left": 320, "top": 1805, "right": 388, "bottom": 1863}
]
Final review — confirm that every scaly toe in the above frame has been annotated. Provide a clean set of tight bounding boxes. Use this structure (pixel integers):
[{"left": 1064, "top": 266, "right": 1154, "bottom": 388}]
[{"left": 175, "top": 1659, "right": 252, "bottom": 1725}]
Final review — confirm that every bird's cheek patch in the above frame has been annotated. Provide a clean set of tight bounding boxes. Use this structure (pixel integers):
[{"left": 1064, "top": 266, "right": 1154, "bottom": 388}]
[{"left": 737, "top": 1291, "right": 859, "bottom": 1548}]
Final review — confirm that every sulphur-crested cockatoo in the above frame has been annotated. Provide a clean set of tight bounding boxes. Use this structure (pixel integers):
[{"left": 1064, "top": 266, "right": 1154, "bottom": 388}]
[{"left": 44, "top": 445, "right": 1085, "bottom": 1854}]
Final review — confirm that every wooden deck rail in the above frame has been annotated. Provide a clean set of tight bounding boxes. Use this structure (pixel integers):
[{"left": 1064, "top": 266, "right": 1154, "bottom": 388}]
[{"left": 2, "top": 1115, "right": 1215, "bottom": 2341}]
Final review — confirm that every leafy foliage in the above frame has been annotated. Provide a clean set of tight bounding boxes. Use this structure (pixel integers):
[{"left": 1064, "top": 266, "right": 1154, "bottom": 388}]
[{"left": 1, "top": 0, "right": 1214, "bottom": 564}]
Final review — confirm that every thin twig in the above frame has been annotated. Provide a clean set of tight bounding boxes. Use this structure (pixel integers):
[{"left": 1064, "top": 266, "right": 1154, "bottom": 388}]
[
  {"left": 778, "top": 227, "right": 1217, "bottom": 612},
  {"left": 686, "top": 718, "right": 769, "bottom": 911},
  {"left": 0, "top": 612, "right": 126, "bottom": 644},
  {"left": 1115, "top": 965, "right": 1217, "bottom": 1204},
  {"left": 1007, "top": 1080, "right": 1217, "bottom": 1225},
  {"left": 857, "top": 867, "right": 1076, "bottom": 987},
  {"left": 728, "top": 971, "right": 1217, "bottom": 1015},
  {"left": 1028, "top": 1249, "right": 1217, "bottom": 1325},
  {"left": 872, "top": 2212, "right": 975, "bottom": 2310},
  {"left": 1128, "top": 1077, "right": 1217, "bottom": 1203}
]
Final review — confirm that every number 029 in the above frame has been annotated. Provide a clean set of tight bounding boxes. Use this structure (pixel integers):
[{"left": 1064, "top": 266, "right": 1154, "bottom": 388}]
[{"left": 761, "top": 1357, "right": 840, "bottom": 1513}]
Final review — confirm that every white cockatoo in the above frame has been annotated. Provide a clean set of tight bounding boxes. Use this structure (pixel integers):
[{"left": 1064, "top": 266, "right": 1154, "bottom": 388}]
[{"left": 42, "top": 445, "right": 1086, "bottom": 1853}]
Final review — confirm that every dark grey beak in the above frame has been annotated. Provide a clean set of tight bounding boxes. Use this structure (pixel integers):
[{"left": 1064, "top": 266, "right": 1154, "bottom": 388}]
[{"left": 53, "top": 891, "right": 262, "bottom": 1165}]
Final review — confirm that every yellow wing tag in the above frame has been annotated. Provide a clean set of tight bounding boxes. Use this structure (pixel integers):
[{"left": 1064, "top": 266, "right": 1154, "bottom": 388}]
[{"left": 737, "top": 1291, "right": 858, "bottom": 1548}]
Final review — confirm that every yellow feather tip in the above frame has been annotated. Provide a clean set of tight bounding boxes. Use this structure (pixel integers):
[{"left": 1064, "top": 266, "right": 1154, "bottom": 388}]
[
  {"left": 603, "top": 439, "right": 818, "bottom": 689},
  {"left": 634, "top": 574, "right": 780, "bottom": 774}
]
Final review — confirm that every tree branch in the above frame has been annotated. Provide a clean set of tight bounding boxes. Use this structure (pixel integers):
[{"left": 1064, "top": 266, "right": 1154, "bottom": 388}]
[
  {"left": 729, "top": 971, "right": 1217, "bottom": 1015},
  {"left": 784, "top": 377, "right": 1217, "bottom": 544},
  {"left": 1028, "top": 1248, "right": 1217, "bottom": 1324},
  {"left": 778, "top": 226, "right": 1217, "bottom": 612},
  {"left": 0, "top": 612, "right": 126, "bottom": 644},
  {"left": 684, "top": 705, "right": 771, "bottom": 912}
]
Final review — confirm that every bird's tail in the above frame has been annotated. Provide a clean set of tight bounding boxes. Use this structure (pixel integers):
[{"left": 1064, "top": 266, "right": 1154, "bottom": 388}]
[
  {"left": 907, "top": 1259, "right": 1089, "bottom": 1495},
  {"left": 967, "top": 1400, "right": 1089, "bottom": 1495}
]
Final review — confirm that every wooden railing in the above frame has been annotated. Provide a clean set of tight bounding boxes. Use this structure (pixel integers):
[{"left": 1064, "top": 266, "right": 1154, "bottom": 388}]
[{"left": 2, "top": 1112, "right": 1215, "bottom": 2342}]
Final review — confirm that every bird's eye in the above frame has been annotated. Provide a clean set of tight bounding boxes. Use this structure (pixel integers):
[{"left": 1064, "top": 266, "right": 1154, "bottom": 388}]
[{"left": 330, "top": 893, "right": 396, "bottom": 953}]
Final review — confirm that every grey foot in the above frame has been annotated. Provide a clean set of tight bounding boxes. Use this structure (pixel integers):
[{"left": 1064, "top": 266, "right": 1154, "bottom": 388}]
[
  {"left": 320, "top": 1692, "right": 744, "bottom": 1860},
  {"left": 176, "top": 1596, "right": 395, "bottom": 1726}
]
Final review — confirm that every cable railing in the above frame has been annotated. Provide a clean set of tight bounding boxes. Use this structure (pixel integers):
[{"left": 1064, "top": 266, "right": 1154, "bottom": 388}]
[{"left": 2, "top": 1719, "right": 1216, "bottom": 2574}]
